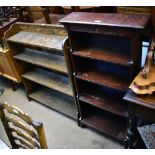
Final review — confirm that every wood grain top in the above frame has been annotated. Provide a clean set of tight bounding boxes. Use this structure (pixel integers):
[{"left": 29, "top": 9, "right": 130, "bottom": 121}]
[
  {"left": 7, "top": 31, "right": 66, "bottom": 51},
  {"left": 124, "top": 89, "right": 155, "bottom": 110},
  {"left": 60, "top": 12, "right": 150, "bottom": 29}
]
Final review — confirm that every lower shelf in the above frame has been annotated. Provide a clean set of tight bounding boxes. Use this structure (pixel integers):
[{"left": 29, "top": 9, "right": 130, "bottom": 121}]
[
  {"left": 29, "top": 87, "right": 77, "bottom": 119},
  {"left": 79, "top": 92, "right": 127, "bottom": 118},
  {"left": 80, "top": 109, "right": 126, "bottom": 141},
  {"left": 22, "top": 68, "right": 73, "bottom": 96}
]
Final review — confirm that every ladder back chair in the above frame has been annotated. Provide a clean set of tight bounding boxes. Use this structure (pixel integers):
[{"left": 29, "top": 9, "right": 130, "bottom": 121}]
[{"left": 0, "top": 102, "right": 48, "bottom": 149}]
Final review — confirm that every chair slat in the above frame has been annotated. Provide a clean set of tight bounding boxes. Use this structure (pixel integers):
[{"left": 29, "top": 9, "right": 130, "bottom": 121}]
[
  {"left": 15, "top": 143, "right": 28, "bottom": 149},
  {"left": 0, "top": 102, "right": 48, "bottom": 149},
  {"left": 1, "top": 102, "right": 36, "bottom": 127},
  {"left": 10, "top": 127, "right": 40, "bottom": 148},
  {"left": 5, "top": 116, "right": 39, "bottom": 141},
  {"left": 13, "top": 136, "right": 34, "bottom": 149}
]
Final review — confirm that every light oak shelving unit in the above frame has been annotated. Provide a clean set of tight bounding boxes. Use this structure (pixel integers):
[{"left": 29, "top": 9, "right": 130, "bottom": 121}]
[{"left": 5, "top": 22, "right": 77, "bottom": 119}]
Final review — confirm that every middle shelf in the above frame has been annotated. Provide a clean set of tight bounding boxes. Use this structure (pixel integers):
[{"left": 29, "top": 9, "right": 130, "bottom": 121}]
[
  {"left": 14, "top": 48, "right": 68, "bottom": 74},
  {"left": 75, "top": 71, "right": 129, "bottom": 92},
  {"left": 22, "top": 68, "right": 73, "bottom": 97}
]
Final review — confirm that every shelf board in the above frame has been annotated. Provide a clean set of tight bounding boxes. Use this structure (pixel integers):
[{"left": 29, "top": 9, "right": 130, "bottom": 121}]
[
  {"left": 22, "top": 68, "right": 73, "bottom": 97},
  {"left": 29, "top": 87, "right": 76, "bottom": 119},
  {"left": 7, "top": 31, "right": 66, "bottom": 52},
  {"left": 81, "top": 110, "right": 126, "bottom": 141},
  {"left": 14, "top": 48, "right": 68, "bottom": 74},
  {"left": 72, "top": 48, "right": 130, "bottom": 66},
  {"left": 75, "top": 71, "right": 128, "bottom": 92},
  {"left": 79, "top": 92, "right": 127, "bottom": 117}
]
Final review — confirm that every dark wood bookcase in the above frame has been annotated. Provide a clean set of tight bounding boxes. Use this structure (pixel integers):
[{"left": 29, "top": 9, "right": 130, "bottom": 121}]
[
  {"left": 4, "top": 22, "right": 77, "bottom": 119},
  {"left": 60, "top": 12, "right": 150, "bottom": 141}
]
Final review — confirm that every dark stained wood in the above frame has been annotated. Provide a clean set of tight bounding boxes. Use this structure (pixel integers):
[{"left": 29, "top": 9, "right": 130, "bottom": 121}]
[
  {"left": 61, "top": 12, "right": 150, "bottom": 141},
  {"left": 81, "top": 108, "right": 126, "bottom": 141},
  {"left": 29, "top": 87, "right": 76, "bottom": 119},
  {"left": 0, "top": 18, "right": 18, "bottom": 39},
  {"left": 14, "top": 48, "right": 68, "bottom": 74},
  {"left": 72, "top": 48, "right": 130, "bottom": 66},
  {"left": 60, "top": 12, "right": 150, "bottom": 29},
  {"left": 79, "top": 92, "right": 127, "bottom": 117},
  {"left": 124, "top": 89, "right": 155, "bottom": 110},
  {"left": 22, "top": 68, "right": 73, "bottom": 97},
  {"left": 75, "top": 71, "right": 128, "bottom": 92},
  {"left": 124, "top": 89, "right": 155, "bottom": 148}
]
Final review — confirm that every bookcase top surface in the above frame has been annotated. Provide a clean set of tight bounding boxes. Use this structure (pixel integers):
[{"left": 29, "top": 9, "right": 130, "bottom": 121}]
[
  {"left": 60, "top": 12, "right": 150, "bottom": 29},
  {"left": 5, "top": 22, "right": 67, "bottom": 51}
]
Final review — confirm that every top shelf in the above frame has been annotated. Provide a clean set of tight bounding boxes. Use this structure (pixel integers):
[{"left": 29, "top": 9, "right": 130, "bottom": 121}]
[
  {"left": 60, "top": 12, "right": 150, "bottom": 30},
  {"left": 5, "top": 22, "right": 67, "bottom": 52},
  {"left": 7, "top": 31, "right": 67, "bottom": 52},
  {"left": 72, "top": 48, "right": 131, "bottom": 66}
]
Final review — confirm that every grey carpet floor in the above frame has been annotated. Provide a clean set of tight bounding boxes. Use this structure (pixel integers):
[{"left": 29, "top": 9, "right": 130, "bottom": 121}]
[{"left": 0, "top": 78, "right": 123, "bottom": 149}]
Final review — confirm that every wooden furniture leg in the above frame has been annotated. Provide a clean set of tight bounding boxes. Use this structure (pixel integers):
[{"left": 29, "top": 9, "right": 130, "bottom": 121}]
[{"left": 125, "top": 113, "right": 137, "bottom": 148}]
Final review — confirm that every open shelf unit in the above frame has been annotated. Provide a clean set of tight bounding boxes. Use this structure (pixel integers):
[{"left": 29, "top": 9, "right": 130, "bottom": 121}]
[
  {"left": 5, "top": 22, "right": 77, "bottom": 119},
  {"left": 60, "top": 12, "right": 150, "bottom": 141}
]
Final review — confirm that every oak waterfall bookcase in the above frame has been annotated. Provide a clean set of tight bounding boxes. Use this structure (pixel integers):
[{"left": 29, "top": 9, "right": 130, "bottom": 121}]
[{"left": 4, "top": 22, "right": 77, "bottom": 119}]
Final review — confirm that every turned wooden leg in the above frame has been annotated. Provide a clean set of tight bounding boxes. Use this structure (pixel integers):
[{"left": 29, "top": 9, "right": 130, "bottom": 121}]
[
  {"left": 0, "top": 88, "right": 4, "bottom": 96},
  {"left": 77, "top": 112, "right": 81, "bottom": 126},
  {"left": 27, "top": 96, "right": 32, "bottom": 101},
  {"left": 125, "top": 113, "right": 137, "bottom": 149},
  {"left": 12, "top": 82, "right": 19, "bottom": 91}
]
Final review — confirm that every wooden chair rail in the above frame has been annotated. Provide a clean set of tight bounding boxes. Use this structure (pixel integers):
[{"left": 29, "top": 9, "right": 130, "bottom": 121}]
[
  {"left": 0, "top": 102, "right": 48, "bottom": 149},
  {"left": 5, "top": 116, "right": 39, "bottom": 140}
]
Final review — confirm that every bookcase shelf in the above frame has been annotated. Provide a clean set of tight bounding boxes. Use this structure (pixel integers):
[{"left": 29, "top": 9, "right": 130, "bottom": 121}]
[
  {"left": 14, "top": 48, "right": 68, "bottom": 74},
  {"left": 80, "top": 107, "right": 126, "bottom": 141},
  {"left": 79, "top": 92, "right": 127, "bottom": 117},
  {"left": 60, "top": 12, "right": 149, "bottom": 141},
  {"left": 29, "top": 86, "right": 76, "bottom": 119},
  {"left": 75, "top": 71, "right": 129, "bottom": 92},
  {"left": 22, "top": 68, "right": 73, "bottom": 96},
  {"left": 5, "top": 22, "right": 76, "bottom": 119},
  {"left": 7, "top": 31, "right": 66, "bottom": 52},
  {"left": 72, "top": 48, "right": 131, "bottom": 66}
]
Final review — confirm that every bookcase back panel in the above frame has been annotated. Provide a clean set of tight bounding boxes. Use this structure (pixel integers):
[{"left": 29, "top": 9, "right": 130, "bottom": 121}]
[
  {"left": 70, "top": 31, "right": 131, "bottom": 53},
  {"left": 72, "top": 56, "right": 131, "bottom": 78},
  {"left": 76, "top": 79, "right": 125, "bottom": 97}
]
